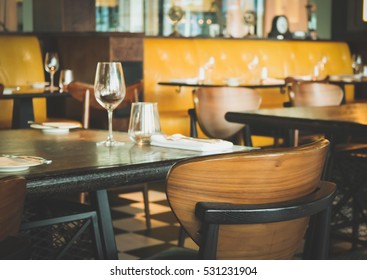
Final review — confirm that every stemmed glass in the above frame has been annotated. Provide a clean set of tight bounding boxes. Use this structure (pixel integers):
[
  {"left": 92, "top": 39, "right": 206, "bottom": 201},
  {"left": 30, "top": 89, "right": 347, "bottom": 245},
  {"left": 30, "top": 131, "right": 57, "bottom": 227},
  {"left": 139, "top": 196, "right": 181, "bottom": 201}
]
[
  {"left": 94, "top": 62, "right": 126, "bottom": 146},
  {"left": 247, "top": 55, "right": 259, "bottom": 83},
  {"left": 44, "top": 52, "right": 60, "bottom": 91},
  {"left": 352, "top": 54, "right": 363, "bottom": 74}
]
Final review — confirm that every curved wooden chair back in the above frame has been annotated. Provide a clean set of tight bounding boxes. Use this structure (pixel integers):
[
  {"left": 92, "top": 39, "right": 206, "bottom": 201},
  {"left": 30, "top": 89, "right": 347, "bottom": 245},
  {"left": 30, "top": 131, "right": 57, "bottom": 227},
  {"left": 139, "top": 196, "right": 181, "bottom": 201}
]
[
  {"left": 285, "top": 77, "right": 343, "bottom": 107},
  {"left": 166, "top": 139, "right": 329, "bottom": 259},
  {"left": 66, "top": 80, "right": 144, "bottom": 129},
  {"left": 0, "top": 176, "right": 26, "bottom": 241},
  {"left": 284, "top": 77, "right": 343, "bottom": 146},
  {"left": 193, "top": 87, "right": 261, "bottom": 140}
]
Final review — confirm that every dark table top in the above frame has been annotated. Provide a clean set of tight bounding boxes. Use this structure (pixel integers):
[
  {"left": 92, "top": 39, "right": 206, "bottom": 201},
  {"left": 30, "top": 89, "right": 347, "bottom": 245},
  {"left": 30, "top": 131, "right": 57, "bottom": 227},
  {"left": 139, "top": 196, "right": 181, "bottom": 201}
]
[
  {"left": 225, "top": 102, "right": 367, "bottom": 136},
  {"left": 0, "top": 129, "right": 246, "bottom": 197},
  {"left": 158, "top": 81, "right": 285, "bottom": 89},
  {"left": 0, "top": 90, "right": 69, "bottom": 99}
]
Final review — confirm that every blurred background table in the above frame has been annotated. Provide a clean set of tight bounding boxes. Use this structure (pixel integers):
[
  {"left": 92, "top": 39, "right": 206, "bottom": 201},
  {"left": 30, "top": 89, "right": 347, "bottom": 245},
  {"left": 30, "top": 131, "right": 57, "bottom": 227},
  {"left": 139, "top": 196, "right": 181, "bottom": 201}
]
[{"left": 0, "top": 89, "right": 70, "bottom": 128}]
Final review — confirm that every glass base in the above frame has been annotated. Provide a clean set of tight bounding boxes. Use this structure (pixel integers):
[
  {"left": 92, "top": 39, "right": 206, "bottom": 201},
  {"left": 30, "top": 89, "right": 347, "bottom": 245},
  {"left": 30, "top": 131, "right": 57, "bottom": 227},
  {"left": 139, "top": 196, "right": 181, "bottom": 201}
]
[{"left": 96, "top": 140, "right": 125, "bottom": 147}]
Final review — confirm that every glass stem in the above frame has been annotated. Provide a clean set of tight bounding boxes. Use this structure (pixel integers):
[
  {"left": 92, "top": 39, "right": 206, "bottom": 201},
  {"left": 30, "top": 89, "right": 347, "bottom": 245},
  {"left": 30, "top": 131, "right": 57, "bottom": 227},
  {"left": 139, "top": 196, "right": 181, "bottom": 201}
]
[
  {"left": 50, "top": 72, "right": 54, "bottom": 88},
  {"left": 107, "top": 109, "right": 114, "bottom": 143}
]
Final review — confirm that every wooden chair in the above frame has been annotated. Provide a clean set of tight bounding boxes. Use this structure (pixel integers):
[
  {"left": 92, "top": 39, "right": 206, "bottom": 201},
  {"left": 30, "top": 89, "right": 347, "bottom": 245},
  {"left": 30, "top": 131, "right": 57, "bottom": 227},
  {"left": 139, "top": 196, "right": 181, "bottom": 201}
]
[
  {"left": 285, "top": 77, "right": 343, "bottom": 146},
  {"left": 166, "top": 139, "right": 335, "bottom": 259},
  {"left": 189, "top": 87, "right": 262, "bottom": 146},
  {"left": 65, "top": 80, "right": 151, "bottom": 230},
  {"left": 0, "top": 176, "right": 31, "bottom": 259},
  {"left": 285, "top": 77, "right": 343, "bottom": 107},
  {"left": 66, "top": 80, "right": 143, "bottom": 129}
]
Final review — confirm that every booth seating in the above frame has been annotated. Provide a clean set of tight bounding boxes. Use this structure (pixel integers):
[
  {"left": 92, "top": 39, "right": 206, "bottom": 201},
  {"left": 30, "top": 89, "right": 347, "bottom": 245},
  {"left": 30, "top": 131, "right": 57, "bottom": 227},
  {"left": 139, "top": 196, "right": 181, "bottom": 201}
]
[
  {"left": 143, "top": 38, "right": 353, "bottom": 146},
  {"left": 0, "top": 35, "right": 47, "bottom": 129}
]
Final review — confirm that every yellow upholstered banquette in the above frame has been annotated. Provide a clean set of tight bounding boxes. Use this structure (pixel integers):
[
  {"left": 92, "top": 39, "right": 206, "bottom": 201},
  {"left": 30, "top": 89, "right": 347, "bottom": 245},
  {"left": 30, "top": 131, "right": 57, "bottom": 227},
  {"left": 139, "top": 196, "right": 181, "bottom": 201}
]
[
  {"left": 144, "top": 38, "right": 353, "bottom": 145},
  {"left": 0, "top": 35, "right": 47, "bottom": 128}
]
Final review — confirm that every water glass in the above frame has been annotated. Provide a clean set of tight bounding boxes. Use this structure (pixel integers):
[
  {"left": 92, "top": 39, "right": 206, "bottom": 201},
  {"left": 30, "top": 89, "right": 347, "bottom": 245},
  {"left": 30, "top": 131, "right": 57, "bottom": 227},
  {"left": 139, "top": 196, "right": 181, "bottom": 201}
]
[
  {"left": 59, "top": 69, "right": 74, "bottom": 91},
  {"left": 128, "top": 102, "right": 161, "bottom": 145}
]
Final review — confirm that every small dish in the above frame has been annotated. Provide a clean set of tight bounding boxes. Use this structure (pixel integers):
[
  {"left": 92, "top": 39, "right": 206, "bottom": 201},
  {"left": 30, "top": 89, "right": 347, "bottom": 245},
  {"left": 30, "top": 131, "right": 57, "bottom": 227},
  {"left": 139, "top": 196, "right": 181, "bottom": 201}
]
[
  {"left": 31, "top": 82, "right": 49, "bottom": 89},
  {"left": 226, "top": 78, "right": 240, "bottom": 86},
  {"left": 30, "top": 122, "right": 81, "bottom": 134},
  {"left": 0, "top": 156, "right": 45, "bottom": 172}
]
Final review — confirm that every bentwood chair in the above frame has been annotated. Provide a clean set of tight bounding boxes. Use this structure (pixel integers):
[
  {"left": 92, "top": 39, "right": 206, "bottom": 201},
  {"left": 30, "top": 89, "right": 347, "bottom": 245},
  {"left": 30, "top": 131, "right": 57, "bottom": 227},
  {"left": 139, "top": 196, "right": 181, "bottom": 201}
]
[
  {"left": 157, "top": 139, "right": 336, "bottom": 259},
  {"left": 0, "top": 176, "right": 31, "bottom": 259},
  {"left": 66, "top": 80, "right": 143, "bottom": 129},
  {"left": 66, "top": 80, "right": 151, "bottom": 230},
  {"left": 285, "top": 77, "right": 343, "bottom": 146},
  {"left": 189, "top": 87, "right": 262, "bottom": 146}
]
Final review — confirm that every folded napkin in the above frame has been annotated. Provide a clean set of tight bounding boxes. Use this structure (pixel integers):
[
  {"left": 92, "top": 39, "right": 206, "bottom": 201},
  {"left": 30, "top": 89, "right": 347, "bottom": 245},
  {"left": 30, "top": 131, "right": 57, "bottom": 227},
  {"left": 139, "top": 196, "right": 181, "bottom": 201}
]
[
  {"left": 150, "top": 134, "right": 234, "bottom": 152},
  {"left": 293, "top": 75, "right": 312, "bottom": 81},
  {"left": 3, "top": 88, "right": 15, "bottom": 95},
  {"left": 170, "top": 78, "right": 199, "bottom": 84},
  {"left": 329, "top": 74, "right": 361, "bottom": 82},
  {"left": 261, "top": 78, "right": 285, "bottom": 85},
  {"left": 30, "top": 121, "right": 81, "bottom": 134}
]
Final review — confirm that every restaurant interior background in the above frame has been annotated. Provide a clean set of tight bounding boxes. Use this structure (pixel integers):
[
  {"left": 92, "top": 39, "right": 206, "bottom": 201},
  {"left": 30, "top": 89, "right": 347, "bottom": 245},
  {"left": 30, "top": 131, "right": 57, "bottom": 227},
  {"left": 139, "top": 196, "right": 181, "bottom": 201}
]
[
  {"left": 1, "top": 0, "right": 367, "bottom": 261},
  {"left": 1, "top": 0, "right": 366, "bottom": 79},
  {"left": 1, "top": 0, "right": 367, "bottom": 128}
]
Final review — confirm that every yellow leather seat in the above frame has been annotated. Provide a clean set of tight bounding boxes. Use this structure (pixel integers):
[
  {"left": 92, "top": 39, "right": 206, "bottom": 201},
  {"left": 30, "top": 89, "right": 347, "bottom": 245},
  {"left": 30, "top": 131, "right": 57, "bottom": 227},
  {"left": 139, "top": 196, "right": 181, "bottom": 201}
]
[
  {"left": 144, "top": 38, "right": 353, "bottom": 146},
  {"left": 0, "top": 36, "right": 47, "bottom": 128}
]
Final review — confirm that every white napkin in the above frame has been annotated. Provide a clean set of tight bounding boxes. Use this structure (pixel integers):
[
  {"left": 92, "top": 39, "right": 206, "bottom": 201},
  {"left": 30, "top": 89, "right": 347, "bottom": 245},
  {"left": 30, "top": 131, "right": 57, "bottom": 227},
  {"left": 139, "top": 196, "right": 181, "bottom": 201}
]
[
  {"left": 170, "top": 78, "right": 199, "bottom": 84},
  {"left": 261, "top": 78, "right": 285, "bottom": 85},
  {"left": 150, "top": 134, "right": 234, "bottom": 152},
  {"left": 329, "top": 74, "right": 361, "bottom": 82}
]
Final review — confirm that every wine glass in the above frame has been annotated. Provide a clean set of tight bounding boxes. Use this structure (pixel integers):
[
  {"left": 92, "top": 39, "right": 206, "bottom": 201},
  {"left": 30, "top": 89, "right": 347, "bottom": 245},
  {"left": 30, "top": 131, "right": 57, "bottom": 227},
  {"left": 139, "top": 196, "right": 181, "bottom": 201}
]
[
  {"left": 94, "top": 62, "right": 126, "bottom": 146},
  {"left": 352, "top": 54, "right": 363, "bottom": 74},
  {"left": 247, "top": 55, "right": 259, "bottom": 83},
  {"left": 44, "top": 52, "right": 60, "bottom": 91}
]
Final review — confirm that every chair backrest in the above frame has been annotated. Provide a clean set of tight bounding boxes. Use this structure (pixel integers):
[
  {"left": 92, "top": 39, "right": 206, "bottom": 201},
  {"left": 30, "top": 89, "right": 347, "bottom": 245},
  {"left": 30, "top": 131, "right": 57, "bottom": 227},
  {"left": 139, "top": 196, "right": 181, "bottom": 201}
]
[
  {"left": 66, "top": 80, "right": 144, "bottom": 129},
  {"left": 193, "top": 87, "right": 261, "bottom": 140},
  {"left": 166, "top": 139, "right": 329, "bottom": 259},
  {"left": 0, "top": 176, "right": 26, "bottom": 241},
  {"left": 285, "top": 77, "right": 343, "bottom": 107}
]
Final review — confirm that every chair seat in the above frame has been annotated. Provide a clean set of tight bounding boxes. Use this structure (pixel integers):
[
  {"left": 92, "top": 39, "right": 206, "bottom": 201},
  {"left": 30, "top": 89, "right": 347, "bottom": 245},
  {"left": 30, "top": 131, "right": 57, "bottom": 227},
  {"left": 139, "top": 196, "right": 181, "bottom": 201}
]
[
  {"left": 0, "top": 236, "right": 32, "bottom": 260},
  {"left": 147, "top": 247, "right": 198, "bottom": 260}
]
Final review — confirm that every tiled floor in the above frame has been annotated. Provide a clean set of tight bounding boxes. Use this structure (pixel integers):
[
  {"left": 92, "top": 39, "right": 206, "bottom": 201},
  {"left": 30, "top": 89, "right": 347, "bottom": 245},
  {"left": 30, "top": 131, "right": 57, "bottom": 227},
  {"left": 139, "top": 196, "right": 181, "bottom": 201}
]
[
  {"left": 107, "top": 181, "right": 366, "bottom": 260},
  {"left": 108, "top": 181, "right": 198, "bottom": 260}
]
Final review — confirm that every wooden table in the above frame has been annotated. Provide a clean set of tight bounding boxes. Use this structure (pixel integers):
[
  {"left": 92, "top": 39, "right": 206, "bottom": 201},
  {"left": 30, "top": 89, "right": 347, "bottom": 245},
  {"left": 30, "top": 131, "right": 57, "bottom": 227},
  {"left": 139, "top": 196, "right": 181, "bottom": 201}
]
[
  {"left": 226, "top": 103, "right": 367, "bottom": 137},
  {"left": 158, "top": 81, "right": 286, "bottom": 93},
  {"left": 226, "top": 103, "right": 367, "bottom": 179},
  {"left": 0, "top": 90, "right": 69, "bottom": 129},
  {"left": 0, "top": 129, "right": 246, "bottom": 259}
]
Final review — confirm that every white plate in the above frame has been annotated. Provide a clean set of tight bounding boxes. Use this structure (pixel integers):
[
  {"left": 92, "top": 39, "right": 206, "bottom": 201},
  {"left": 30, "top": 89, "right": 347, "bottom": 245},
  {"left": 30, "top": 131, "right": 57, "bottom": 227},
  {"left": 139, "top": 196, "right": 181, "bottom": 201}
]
[
  {"left": 0, "top": 156, "right": 43, "bottom": 172},
  {"left": 30, "top": 122, "right": 81, "bottom": 134},
  {"left": 31, "top": 82, "right": 49, "bottom": 89}
]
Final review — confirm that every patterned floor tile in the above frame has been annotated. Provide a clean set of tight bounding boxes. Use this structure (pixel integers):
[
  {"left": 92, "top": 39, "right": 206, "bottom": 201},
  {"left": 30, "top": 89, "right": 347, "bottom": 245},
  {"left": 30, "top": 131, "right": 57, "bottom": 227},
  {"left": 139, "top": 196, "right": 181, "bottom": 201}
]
[
  {"left": 113, "top": 216, "right": 169, "bottom": 232},
  {"left": 124, "top": 243, "right": 178, "bottom": 259},
  {"left": 135, "top": 225, "right": 181, "bottom": 242},
  {"left": 115, "top": 232, "right": 164, "bottom": 252},
  {"left": 118, "top": 190, "right": 166, "bottom": 202},
  {"left": 150, "top": 211, "right": 179, "bottom": 224}
]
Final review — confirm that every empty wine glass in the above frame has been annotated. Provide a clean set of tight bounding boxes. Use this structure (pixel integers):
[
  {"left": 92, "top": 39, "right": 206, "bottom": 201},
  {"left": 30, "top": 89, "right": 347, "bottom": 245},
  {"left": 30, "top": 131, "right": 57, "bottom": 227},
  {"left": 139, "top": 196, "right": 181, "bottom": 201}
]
[
  {"left": 352, "top": 54, "right": 363, "bottom": 74},
  {"left": 94, "top": 62, "right": 126, "bottom": 146},
  {"left": 44, "top": 52, "right": 60, "bottom": 91},
  {"left": 247, "top": 55, "right": 259, "bottom": 83}
]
